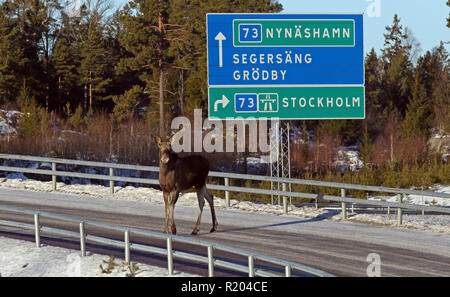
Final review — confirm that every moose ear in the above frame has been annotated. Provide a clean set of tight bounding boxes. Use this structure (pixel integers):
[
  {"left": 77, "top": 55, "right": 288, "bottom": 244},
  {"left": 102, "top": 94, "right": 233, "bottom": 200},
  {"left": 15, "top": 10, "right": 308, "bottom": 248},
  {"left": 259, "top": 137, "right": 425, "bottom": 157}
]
[
  {"left": 154, "top": 135, "right": 162, "bottom": 147},
  {"left": 168, "top": 131, "right": 176, "bottom": 144}
]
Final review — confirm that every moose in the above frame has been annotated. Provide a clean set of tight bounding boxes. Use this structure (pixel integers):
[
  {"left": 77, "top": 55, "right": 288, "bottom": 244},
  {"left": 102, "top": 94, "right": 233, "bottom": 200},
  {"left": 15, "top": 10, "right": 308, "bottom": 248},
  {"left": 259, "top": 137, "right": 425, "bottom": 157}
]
[{"left": 154, "top": 134, "right": 218, "bottom": 235}]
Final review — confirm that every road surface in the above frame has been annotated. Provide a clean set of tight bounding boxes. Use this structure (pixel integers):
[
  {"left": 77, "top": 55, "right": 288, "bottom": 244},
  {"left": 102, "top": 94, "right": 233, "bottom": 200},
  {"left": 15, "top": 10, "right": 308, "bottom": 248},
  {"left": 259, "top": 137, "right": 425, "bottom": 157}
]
[{"left": 0, "top": 187, "right": 449, "bottom": 276}]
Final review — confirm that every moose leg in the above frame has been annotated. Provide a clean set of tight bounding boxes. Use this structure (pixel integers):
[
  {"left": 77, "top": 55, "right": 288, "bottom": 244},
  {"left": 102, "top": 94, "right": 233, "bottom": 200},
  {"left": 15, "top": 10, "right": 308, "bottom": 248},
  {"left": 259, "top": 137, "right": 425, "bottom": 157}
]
[
  {"left": 202, "top": 185, "right": 218, "bottom": 233},
  {"left": 192, "top": 188, "right": 205, "bottom": 235},
  {"left": 169, "top": 191, "right": 179, "bottom": 235},
  {"left": 163, "top": 191, "right": 170, "bottom": 234}
]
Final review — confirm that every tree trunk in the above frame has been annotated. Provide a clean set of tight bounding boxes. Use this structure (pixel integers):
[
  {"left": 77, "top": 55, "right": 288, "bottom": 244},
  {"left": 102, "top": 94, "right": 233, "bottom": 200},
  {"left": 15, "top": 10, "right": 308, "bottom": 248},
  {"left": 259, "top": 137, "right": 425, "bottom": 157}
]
[
  {"left": 390, "top": 132, "right": 394, "bottom": 163},
  {"left": 179, "top": 68, "right": 184, "bottom": 115},
  {"left": 158, "top": 4, "right": 165, "bottom": 137},
  {"left": 89, "top": 71, "right": 93, "bottom": 112},
  {"left": 159, "top": 69, "right": 164, "bottom": 137}
]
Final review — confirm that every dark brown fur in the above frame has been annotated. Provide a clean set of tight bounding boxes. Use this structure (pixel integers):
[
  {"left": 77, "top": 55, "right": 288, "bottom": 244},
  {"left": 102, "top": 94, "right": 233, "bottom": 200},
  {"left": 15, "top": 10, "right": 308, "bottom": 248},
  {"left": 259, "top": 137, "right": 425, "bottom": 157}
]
[{"left": 154, "top": 135, "right": 218, "bottom": 235}]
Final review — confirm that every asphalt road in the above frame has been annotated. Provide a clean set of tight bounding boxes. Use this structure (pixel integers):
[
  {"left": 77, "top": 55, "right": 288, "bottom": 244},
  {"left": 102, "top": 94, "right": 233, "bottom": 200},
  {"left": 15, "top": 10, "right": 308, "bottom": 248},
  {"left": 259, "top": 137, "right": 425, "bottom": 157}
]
[{"left": 0, "top": 187, "right": 449, "bottom": 277}]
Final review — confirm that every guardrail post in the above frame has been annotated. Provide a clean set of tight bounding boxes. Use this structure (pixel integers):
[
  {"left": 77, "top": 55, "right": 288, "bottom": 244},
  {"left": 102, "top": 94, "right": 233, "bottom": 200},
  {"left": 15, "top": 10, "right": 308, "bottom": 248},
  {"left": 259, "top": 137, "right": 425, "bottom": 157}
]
[
  {"left": 52, "top": 162, "right": 57, "bottom": 191},
  {"left": 109, "top": 168, "right": 114, "bottom": 195},
  {"left": 248, "top": 255, "right": 255, "bottom": 277},
  {"left": 397, "top": 194, "right": 403, "bottom": 226},
  {"left": 207, "top": 245, "right": 214, "bottom": 277},
  {"left": 79, "top": 222, "right": 86, "bottom": 257},
  {"left": 341, "top": 188, "right": 347, "bottom": 220},
  {"left": 224, "top": 177, "right": 230, "bottom": 208},
  {"left": 285, "top": 265, "right": 291, "bottom": 277},
  {"left": 34, "top": 213, "right": 40, "bottom": 248},
  {"left": 124, "top": 230, "right": 130, "bottom": 263},
  {"left": 167, "top": 237, "right": 173, "bottom": 276},
  {"left": 282, "top": 182, "right": 288, "bottom": 214}
]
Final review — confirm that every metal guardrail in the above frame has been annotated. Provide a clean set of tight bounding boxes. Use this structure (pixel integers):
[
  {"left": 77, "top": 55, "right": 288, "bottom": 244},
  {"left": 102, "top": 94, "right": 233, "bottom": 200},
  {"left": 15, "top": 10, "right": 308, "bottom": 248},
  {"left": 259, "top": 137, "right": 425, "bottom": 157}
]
[
  {"left": 0, "top": 205, "right": 334, "bottom": 277},
  {"left": 0, "top": 153, "right": 448, "bottom": 276},
  {"left": 0, "top": 153, "right": 449, "bottom": 222}
]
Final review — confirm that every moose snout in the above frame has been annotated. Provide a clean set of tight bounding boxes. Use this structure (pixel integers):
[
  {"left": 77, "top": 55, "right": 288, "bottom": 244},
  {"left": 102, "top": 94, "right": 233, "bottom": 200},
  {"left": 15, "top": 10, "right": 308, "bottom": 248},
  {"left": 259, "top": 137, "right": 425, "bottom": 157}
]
[{"left": 161, "top": 156, "right": 170, "bottom": 164}]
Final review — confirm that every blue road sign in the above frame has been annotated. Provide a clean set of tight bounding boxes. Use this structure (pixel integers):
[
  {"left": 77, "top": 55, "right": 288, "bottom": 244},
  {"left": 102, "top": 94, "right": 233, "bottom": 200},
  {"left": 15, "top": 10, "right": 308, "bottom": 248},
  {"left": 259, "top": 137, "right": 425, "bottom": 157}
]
[
  {"left": 207, "top": 14, "right": 364, "bottom": 86},
  {"left": 206, "top": 13, "right": 365, "bottom": 119}
]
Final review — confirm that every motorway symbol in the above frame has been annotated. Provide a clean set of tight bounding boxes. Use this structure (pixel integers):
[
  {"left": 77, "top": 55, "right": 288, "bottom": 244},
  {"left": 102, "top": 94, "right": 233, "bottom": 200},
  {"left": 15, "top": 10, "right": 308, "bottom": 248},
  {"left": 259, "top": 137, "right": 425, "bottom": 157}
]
[{"left": 258, "top": 93, "right": 278, "bottom": 112}]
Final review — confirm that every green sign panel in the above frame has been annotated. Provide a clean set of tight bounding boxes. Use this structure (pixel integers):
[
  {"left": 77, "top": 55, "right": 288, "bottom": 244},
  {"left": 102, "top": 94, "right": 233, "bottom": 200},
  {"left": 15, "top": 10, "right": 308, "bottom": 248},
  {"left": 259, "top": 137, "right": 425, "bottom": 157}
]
[
  {"left": 209, "top": 86, "right": 365, "bottom": 119},
  {"left": 233, "top": 19, "right": 355, "bottom": 47}
]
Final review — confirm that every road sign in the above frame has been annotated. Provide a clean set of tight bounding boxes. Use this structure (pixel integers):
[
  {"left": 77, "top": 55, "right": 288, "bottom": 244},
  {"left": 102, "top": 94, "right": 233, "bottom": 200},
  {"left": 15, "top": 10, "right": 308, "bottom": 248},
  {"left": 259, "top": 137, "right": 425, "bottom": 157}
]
[
  {"left": 206, "top": 13, "right": 365, "bottom": 119},
  {"left": 209, "top": 86, "right": 364, "bottom": 119}
]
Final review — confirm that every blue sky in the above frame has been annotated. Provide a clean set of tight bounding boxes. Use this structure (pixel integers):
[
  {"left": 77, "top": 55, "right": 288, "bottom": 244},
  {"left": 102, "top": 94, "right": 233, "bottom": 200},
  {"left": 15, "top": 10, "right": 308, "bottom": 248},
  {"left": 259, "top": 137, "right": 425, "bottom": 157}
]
[
  {"left": 280, "top": 0, "right": 449, "bottom": 55},
  {"left": 113, "top": 0, "right": 449, "bottom": 55}
]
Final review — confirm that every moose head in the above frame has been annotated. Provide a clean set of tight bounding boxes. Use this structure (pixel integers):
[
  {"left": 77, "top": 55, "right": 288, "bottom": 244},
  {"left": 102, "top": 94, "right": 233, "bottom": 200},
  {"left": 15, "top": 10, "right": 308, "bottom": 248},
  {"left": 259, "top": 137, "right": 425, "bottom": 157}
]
[{"left": 154, "top": 135, "right": 175, "bottom": 165}]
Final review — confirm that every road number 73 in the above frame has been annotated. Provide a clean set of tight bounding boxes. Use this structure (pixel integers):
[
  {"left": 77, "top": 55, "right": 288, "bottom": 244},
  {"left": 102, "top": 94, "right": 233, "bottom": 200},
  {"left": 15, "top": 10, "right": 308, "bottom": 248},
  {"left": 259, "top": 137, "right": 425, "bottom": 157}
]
[
  {"left": 238, "top": 96, "right": 255, "bottom": 109},
  {"left": 242, "top": 27, "right": 259, "bottom": 39}
]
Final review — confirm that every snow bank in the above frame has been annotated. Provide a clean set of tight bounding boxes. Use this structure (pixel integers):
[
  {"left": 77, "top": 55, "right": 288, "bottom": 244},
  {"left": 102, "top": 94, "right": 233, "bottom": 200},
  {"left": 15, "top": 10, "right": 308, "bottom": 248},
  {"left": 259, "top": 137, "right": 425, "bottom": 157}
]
[
  {"left": 0, "top": 236, "right": 196, "bottom": 277},
  {"left": 368, "top": 185, "right": 450, "bottom": 207},
  {"left": 0, "top": 110, "right": 21, "bottom": 135},
  {"left": 0, "top": 178, "right": 449, "bottom": 235},
  {"left": 334, "top": 146, "right": 364, "bottom": 171}
]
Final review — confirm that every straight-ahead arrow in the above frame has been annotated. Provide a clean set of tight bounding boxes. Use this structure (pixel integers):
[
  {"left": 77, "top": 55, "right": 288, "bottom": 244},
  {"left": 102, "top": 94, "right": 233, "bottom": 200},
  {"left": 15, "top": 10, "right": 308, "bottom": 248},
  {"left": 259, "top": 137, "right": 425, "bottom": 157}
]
[{"left": 215, "top": 32, "right": 226, "bottom": 68}]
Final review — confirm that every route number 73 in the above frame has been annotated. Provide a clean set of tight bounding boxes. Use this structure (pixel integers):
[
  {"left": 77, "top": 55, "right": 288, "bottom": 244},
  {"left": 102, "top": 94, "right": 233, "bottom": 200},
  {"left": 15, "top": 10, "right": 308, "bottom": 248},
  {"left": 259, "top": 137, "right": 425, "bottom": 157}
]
[
  {"left": 235, "top": 94, "right": 258, "bottom": 112},
  {"left": 238, "top": 24, "right": 262, "bottom": 43},
  {"left": 242, "top": 27, "right": 258, "bottom": 39}
]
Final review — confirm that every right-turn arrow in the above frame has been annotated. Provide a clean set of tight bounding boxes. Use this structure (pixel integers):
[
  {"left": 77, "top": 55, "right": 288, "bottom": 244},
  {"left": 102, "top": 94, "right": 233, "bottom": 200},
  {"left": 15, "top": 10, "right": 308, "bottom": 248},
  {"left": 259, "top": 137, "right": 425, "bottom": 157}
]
[{"left": 214, "top": 95, "right": 230, "bottom": 112}]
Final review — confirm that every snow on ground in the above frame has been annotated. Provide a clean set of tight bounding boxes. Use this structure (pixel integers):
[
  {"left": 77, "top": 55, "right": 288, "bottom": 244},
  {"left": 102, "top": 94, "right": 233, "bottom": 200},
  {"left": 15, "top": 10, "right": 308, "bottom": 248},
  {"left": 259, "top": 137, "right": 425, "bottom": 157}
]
[
  {"left": 368, "top": 185, "right": 450, "bottom": 207},
  {"left": 0, "top": 110, "right": 21, "bottom": 135},
  {"left": 334, "top": 146, "right": 364, "bottom": 171},
  {"left": 0, "top": 236, "right": 197, "bottom": 277},
  {"left": 0, "top": 177, "right": 449, "bottom": 235}
]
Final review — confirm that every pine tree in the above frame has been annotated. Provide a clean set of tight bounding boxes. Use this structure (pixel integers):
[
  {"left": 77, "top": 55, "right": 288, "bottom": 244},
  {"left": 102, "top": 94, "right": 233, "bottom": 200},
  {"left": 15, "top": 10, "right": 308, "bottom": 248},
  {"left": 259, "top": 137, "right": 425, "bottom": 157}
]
[
  {"left": 382, "top": 14, "right": 411, "bottom": 61},
  {"left": 359, "top": 124, "right": 372, "bottom": 167},
  {"left": 117, "top": 0, "right": 174, "bottom": 136},
  {"left": 0, "top": 4, "right": 22, "bottom": 103},
  {"left": 39, "top": 0, "right": 62, "bottom": 110},
  {"left": 447, "top": 0, "right": 450, "bottom": 28},
  {"left": 112, "top": 85, "right": 144, "bottom": 122},
  {"left": 12, "top": 0, "right": 48, "bottom": 104},
  {"left": 429, "top": 43, "right": 450, "bottom": 133},
  {"left": 67, "top": 104, "right": 85, "bottom": 129},
  {"left": 51, "top": 32, "right": 80, "bottom": 108},
  {"left": 80, "top": 23, "right": 111, "bottom": 111},
  {"left": 364, "top": 49, "right": 384, "bottom": 136},
  {"left": 0, "top": 0, "right": 46, "bottom": 104},
  {"left": 18, "top": 89, "right": 42, "bottom": 137},
  {"left": 381, "top": 14, "right": 413, "bottom": 115},
  {"left": 79, "top": 0, "right": 112, "bottom": 112},
  {"left": 400, "top": 78, "right": 430, "bottom": 139}
]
